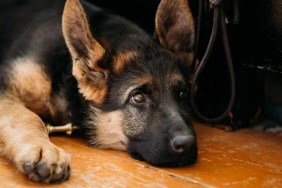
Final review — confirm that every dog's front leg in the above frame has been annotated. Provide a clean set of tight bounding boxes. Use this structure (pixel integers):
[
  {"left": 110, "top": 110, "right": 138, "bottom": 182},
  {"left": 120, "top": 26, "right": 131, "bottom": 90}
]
[{"left": 0, "top": 97, "right": 71, "bottom": 183}]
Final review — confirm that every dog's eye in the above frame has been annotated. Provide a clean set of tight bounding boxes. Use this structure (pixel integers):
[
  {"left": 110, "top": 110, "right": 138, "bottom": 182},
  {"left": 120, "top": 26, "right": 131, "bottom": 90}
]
[
  {"left": 179, "top": 91, "right": 188, "bottom": 99},
  {"left": 178, "top": 88, "right": 189, "bottom": 100},
  {"left": 131, "top": 93, "right": 146, "bottom": 104}
]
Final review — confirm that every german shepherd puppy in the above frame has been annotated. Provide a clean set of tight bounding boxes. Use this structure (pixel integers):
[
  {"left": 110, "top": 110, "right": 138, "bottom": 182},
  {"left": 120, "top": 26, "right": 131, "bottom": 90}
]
[{"left": 0, "top": 0, "right": 197, "bottom": 183}]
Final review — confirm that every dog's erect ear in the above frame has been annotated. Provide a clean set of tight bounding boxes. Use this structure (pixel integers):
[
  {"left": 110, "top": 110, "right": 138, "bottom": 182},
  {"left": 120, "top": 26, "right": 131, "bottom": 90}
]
[
  {"left": 154, "top": 0, "right": 195, "bottom": 53},
  {"left": 62, "top": 0, "right": 108, "bottom": 104}
]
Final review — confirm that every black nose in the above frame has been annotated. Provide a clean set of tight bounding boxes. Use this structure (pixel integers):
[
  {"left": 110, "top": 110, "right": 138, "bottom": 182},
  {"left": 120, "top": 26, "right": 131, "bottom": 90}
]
[{"left": 170, "top": 135, "right": 195, "bottom": 154}]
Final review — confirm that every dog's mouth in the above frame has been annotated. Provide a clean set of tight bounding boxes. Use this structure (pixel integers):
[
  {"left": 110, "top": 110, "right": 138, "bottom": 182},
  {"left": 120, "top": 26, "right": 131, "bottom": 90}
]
[{"left": 129, "top": 143, "right": 198, "bottom": 167}]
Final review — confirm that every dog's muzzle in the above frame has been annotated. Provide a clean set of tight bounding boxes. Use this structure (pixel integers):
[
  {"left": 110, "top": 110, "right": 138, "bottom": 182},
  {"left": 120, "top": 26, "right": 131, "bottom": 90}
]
[{"left": 128, "top": 130, "right": 198, "bottom": 167}]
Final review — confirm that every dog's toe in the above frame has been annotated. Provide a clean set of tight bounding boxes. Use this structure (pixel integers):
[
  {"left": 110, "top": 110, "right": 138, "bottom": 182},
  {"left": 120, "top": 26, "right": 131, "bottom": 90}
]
[{"left": 36, "top": 163, "right": 51, "bottom": 179}]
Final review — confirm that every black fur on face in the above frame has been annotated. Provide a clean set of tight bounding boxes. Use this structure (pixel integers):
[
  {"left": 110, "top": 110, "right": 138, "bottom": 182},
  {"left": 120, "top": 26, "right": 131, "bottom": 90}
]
[{"left": 99, "top": 45, "right": 197, "bottom": 166}]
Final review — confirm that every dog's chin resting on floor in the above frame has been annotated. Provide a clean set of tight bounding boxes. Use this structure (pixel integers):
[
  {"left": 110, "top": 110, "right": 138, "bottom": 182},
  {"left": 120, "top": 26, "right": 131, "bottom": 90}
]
[{"left": 0, "top": 0, "right": 197, "bottom": 183}]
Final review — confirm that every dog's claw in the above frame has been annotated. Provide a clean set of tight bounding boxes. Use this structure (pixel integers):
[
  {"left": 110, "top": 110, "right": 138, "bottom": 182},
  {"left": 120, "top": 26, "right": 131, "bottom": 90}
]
[
  {"left": 22, "top": 162, "right": 34, "bottom": 174},
  {"left": 36, "top": 163, "right": 51, "bottom": 179}
]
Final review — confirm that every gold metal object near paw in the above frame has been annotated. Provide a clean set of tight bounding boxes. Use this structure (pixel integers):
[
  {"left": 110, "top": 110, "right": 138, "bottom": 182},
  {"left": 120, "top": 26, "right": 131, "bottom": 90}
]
[{"left": 46, "top": 123, "right": 80, "bottom": 136}]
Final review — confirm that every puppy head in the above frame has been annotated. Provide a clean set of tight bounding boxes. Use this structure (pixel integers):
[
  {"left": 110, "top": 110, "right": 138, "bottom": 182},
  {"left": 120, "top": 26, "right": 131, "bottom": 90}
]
[
  {"left": 62, "top": 0, "right": 197, "bottom": 166},
  {"left": 110, "top": 56, "right": 197, "bottom": 166}
]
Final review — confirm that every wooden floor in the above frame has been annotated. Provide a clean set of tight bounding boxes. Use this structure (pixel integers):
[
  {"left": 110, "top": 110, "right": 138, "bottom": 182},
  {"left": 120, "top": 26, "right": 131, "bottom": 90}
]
[{"left": 0, "top": 122, "right": 282, "bottom": 187}]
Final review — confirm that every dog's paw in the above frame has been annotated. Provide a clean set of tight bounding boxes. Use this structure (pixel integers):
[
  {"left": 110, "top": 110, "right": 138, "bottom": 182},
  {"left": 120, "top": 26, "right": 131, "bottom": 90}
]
[{"left": 15, "top": 143, "right": 71, "bottom": 183}]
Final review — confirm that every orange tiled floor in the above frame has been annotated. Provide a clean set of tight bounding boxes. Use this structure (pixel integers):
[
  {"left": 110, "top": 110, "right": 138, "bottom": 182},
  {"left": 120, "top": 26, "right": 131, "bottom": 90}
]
[{"left": 0, "top": 122, "right": 282, "bottom": 187}]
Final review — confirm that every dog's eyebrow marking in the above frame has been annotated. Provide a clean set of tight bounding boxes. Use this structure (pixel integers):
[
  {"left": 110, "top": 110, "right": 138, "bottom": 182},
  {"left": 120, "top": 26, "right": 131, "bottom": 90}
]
[
  {"left": 167, "top": 72, "right": 185, "bottom": 85},
  {"left": 135, "top": 74, "right": 154, "bottom": 86},
  {"left": 112, "top": 51, "right": 139, "bottom": 74}
]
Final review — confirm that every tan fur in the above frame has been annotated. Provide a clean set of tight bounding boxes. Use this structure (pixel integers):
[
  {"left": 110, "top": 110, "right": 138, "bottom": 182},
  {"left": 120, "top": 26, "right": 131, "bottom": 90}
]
[
  {"left": 135, "top": 74, "right": 154, "bottom": 88},
  {"left": 0, "top": 96, "right": 71, "bottom": 182},
  {"left": 7, "top": 57, "right": 52, "bottom": 116},
  {"left": 112, "top": 51, "right": 139, "bottom": 74},
  {"left": 135, "top": 72, "right": 184, "bottom": 90},
  {"left": 6, "top": 57, "right": 68, "bottom": 122},
  {"left": 167, "top": 72, "right": 185, "bottom": 85},
  {"left": 72, "top": 60, "right": 108, "bottom": 103},
  {"left": 183, "top": 52, "right": 194, "bottom": 66},
  {"left": 87, "top": 108, "right": 128, "bottom": 151}
]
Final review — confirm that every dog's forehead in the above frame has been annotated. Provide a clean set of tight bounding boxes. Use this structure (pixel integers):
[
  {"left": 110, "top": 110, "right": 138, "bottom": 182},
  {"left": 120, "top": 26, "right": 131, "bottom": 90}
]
[
  {"left": 136, "top": 66, "right": 184, "bottom": 84},
  {"left": 109, "top": 40, "right": 188, "bottom": 76},
  {"left": 125, "top": 55, "right": 186, "bottom": 89},
  {"left": 111, "top": 50, "right": 139, "bottom": 74}
]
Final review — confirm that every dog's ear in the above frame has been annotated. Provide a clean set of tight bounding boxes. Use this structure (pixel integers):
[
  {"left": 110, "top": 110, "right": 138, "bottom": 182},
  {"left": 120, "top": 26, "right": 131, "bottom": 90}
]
[
  {"left": 154, "top": 0, "right": 195, "bottom": 53},
  {"left": 62, "top": 0, "right": 108, "bottom": 104}
]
